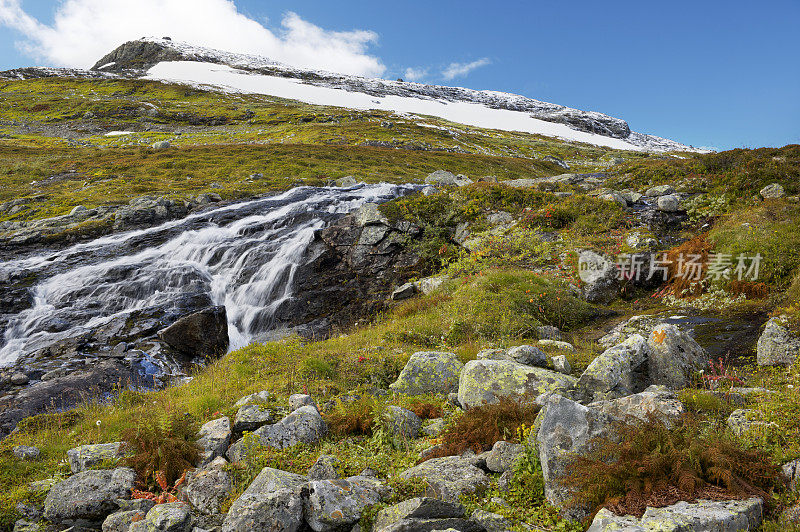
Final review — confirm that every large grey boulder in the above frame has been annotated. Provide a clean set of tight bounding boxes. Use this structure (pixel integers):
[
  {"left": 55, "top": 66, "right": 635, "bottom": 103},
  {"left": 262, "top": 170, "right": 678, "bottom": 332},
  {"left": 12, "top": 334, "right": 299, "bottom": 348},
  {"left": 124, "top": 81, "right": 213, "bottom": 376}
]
[
  {"left": 137, "top": 502, "right": 192, "bottom": 532},
  {"left": 228, "top": 406, "right": 327, "bottom": 461},
  {"left": 587, "top": 498, "right": 763, "bottom": 532},
  {"left": 577, "top": 334, "right": 649, "bottom": 400},
  {"left": 578, "top": 251, "right": 619, "bottom": 304},
  {"left": 457, "top": 359, "right": 576, "bottom": 409},
  {"left": 399, "top": 456, "right": 490, "bottom": 502},
  {"left": 476, "top": 345, "right": 548, "bottom": 367},
  {"left": 598, "top": 315, "right": 666, "bottom": 348},
  {"left": 44, "top": 467, "right": 136, "bottom": 525},
  {"left": 67, "top": 442, "right": 124, "bottom": 473},
  {"left": 185, "top": 463, "right": 233, "bottom": 515},
  {"left": 647, "top": 324, "right": 708, "bottom": 389},
  {"left": 644, "top": 185, "right": 675, "bottom": 197},
  {"left": 222, "top": 467, "right": 307, "bottom": 532},
  {"left": 233, "top": 404, "right": 274, "bottom": 434},
  {"left": 372, "top": 498, "right": 478, "bottom": 532},
  {"left": 234, "top": 390, "right": 271, "bottom": 407},
  {"left": 390, "top": 351, "right": 464, "bottom": 396},
  {"left": 382, "top": 406, "right": 422, "bottom": 439},
  {"left": 304, "top": 476, "right": 389, "bottom": 531},
  {"left": 757, "top": 316, "right": 800, "bottom": 366},
  {"left": 158, "top": 306, "right": 229, "bottom": 358},
  {"left": 536, "top": 389, "right": 683, "bottom": 519},
  {"left": 197, "top": 416, "right": 231, "bottom": 464}
]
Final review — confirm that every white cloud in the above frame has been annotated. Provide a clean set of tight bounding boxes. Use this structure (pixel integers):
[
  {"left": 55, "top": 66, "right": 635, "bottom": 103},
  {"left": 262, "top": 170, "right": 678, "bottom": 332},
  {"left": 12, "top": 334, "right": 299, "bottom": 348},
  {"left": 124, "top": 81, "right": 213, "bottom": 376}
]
[
  {"left": 442, "top": 58, "right": 491, "bottom": 81},
  {"left": 0, "top": 0, "right": 386, "bottom": 76},
  {"left": 403, "top": 67, "right": 428, "bottom": 82}
]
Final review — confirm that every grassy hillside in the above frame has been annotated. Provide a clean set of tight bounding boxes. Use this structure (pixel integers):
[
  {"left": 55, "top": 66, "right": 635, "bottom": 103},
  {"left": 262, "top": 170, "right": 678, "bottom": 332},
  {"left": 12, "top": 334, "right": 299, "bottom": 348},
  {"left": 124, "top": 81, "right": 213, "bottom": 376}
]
[{"left": 0, "top": 75, "right": 798, "bottom": 530}]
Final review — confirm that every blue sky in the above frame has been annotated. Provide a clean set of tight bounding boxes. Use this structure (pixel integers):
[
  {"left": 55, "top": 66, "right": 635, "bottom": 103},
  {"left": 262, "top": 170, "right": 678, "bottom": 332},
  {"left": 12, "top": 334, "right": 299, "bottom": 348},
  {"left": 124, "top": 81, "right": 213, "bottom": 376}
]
[{"left": 1, "top": 0, "right": 798, "bottom": 150}]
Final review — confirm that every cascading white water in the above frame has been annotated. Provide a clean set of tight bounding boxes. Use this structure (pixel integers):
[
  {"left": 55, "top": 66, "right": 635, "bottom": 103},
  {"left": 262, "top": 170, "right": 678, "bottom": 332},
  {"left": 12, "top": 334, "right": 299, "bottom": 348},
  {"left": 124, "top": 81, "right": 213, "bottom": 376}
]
[{"left": 0, "top": 184, "right": 416, "bottom": 367}]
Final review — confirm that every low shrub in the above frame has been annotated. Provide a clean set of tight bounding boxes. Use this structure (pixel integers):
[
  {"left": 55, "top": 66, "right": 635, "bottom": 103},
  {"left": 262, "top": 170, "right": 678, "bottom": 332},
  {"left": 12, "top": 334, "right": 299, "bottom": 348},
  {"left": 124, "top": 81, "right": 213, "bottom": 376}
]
[
  {"left": 565, "top": 416, "right": 785, "bottom": 519},
  {"left": 122, "top": 414, "right": 200, "bottom": 491},
  {"left": 324, "top": 396, "right": 376, "bottom": 437},
  {"left": 420, "top": 398, "right": 540, "bottom": 461}
]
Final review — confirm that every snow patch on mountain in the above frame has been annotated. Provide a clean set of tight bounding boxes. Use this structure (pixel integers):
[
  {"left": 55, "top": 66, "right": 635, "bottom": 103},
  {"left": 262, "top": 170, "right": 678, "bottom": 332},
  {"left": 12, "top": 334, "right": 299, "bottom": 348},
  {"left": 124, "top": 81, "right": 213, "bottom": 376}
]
[{"left": 145, "top": 61, "right": 647, "bottom": 151}]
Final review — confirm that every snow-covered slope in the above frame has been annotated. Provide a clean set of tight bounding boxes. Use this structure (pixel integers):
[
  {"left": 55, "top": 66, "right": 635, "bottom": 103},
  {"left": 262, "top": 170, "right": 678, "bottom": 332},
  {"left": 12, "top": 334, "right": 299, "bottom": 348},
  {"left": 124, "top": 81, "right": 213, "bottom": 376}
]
[{"left": 68, "top": 38, "right": 700, "bottom": 152}]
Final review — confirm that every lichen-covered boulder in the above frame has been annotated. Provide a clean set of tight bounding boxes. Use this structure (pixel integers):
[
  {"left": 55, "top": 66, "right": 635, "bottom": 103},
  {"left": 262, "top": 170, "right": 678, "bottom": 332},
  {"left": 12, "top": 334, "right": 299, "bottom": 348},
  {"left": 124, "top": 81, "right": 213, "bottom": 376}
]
[
  {"left": 647, "top": 324, "right": 708, "bottom": 389},
  {"left": 308, "top": 455, "right": 341, "bottom": 481},
  {"left": 536, "top": 389, "right": 683, "bottom": 519},
  {"left": 228, "top": 406, "right": 327, "bottom": 461},
  {"left": 598, "top": 315, "right": 666, "bottom": 348},
  {"left": 197, "top": 417, "right": 231, "bottom": 465},
  {"left": 477, "top": 345, "right": 548, "bottom": 367},
  {"left": 757, "top": 316, "right": 800, "bottom": 366},
  {"left": 551, "top": 355, "right": 572, "bottom": 375},
  {"left": 67, "top": 442, "right": 124, "bottom": 473},
  {"left": 102, "top": 509, "right": 147, "bottom": 532},
  {"left": 372, "top": 498, "right": 476, "bottom": 532},
  {"left": 587, "top": 498, "right": 763, "bottom": 532},
  {"left": 43, "top": 467, "right": 136, "bottom": 525},
  {"left": 657, "top": 194, "right": 681, "bottom": 212},
  {"left": 234, "top": 390, "right": 271, "bottom": 407},
  {"left": 12, "top": 446, "right": 40, "bottom": 461},
  {"left": 137, "top": 502, "right": 192, "bottom": 532},
  {"left": 578, "top": 250, "right": 619, "bottom": 304},
  {"left": 221, "top": 467, "right": 307, "bottom": 532},
  {"left": 185, "top": 465, "right": 233, "bottom": 515},
  {"left": 303, "top": 476, "right": 389, "bottom": 531},
  {"left": 784, "top": 459, "right": 799, "bottom": 492},
  {"left": 760, "top": 183, "right": 786, "bottom": 199},
  {"left": 577, "top": 334, "right": 649, "bottom": 400},
  {"left": 382, "top": 405, "right": 422, "bottom": 439},
  {"left": 390, "top": 351, "right": 464, "bottom": 396},
  {"left": 399, "top": 456, "right": 490, "bottom": 502},
  {"left": 288, "top": 394, "right": 318, "bottom": 411},
  {"left": 457, "top": 359, "right": 576, "bottom": 409},
  {"left": 233, "top": 404, "right": 274, "bottom": 434}
]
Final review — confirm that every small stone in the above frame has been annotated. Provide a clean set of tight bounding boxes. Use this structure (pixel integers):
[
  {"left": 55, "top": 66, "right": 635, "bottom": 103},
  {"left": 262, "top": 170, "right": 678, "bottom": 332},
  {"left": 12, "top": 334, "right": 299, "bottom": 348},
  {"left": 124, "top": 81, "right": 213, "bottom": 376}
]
[
  {"left": 69, "top": 205, "right": 88, "bottom": 216},
  {"left": 551, "top": 355, "right": 572, "bottom": 375},
  {"left": 391, "top": 282, "right": 418, "bottom": 301},
  {"left": 10, "top": 373, "right": 29, "bottom": 386},
  {"left": 657, "top": 194, "right": 681, "bottom": 212},
  {"left": 485, "top": 441, "right": 524, "bottom": 473},
  {"left": 537, "top": 326, "right": 562, "bottom": 341},
  {"left": 760, "top": 183, "right": 785, "bottom": 199},
  {"left": 151, "top": 140, "right": 171, "bottom": 150},
  {"left": 422, "top": 418, "right": 445, "bottom": 437},
  {"left": 335, "top": 176, "right": 359, "bottom": 187},
  {"left": 539, "top": 339, "right": 575, "bottom": 352},
  {"left": 13, "top": 446, "right": 40, "bottom": 461},
  {"left": 644, "top": 184, "right": 674, "bottom": 197},
  {"left": 140, "top": 501, "right": 191, "bottom": 531},
  {"left": 308, "top": 454, "right": 341, "bottom": 480},
  {"left": 288, "top": 394, "right": 317, "bottom": 411},
  {"left": 233, "top": 404, "right": 273, "bottom": 434}
]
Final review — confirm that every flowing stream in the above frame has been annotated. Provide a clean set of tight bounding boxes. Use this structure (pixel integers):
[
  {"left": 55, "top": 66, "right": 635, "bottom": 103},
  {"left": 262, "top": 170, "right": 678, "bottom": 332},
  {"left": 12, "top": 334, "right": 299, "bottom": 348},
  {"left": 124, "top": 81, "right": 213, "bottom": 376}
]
[{"left": 0, "top": 184, "right": 416, "bottom": 367}]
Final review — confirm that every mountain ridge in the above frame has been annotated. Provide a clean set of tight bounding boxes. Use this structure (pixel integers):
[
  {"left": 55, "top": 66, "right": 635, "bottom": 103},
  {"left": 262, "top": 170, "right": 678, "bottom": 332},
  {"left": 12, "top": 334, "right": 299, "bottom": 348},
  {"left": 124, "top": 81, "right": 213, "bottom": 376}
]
[{"left": 83, "top": 37, "right": 699, "bottom": 153}]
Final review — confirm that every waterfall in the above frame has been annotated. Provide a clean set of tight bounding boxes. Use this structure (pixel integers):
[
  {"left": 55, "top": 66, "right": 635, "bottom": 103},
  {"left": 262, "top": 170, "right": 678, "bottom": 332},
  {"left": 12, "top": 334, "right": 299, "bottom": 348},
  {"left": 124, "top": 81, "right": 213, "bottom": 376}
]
[{"left": 0, "top": 183, "right": 415, "bottom": 367}]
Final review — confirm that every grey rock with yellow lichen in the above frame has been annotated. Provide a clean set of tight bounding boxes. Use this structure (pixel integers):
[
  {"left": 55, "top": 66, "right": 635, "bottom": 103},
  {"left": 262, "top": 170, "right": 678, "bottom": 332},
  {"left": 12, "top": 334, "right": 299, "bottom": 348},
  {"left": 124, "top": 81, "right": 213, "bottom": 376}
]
[
  {"left": 587, "top": 498, "right": 763, "bottom": 532},
  {"left": 67, "top": 442, "right": 124, "bottom": 473},
  {"left": 102, "top": 509, "right": 146, "bottom": 532},
  {"left": 457, "top": 359, "right": 576, "bottom": 409},
  {"left": 382, "top": 405, "right": 422, "bottom": 439},
  {"left": 303, "top": 476, "right": 390, "bottom": 531},
  {"left": 476, "top": 345, "right": 548, "bottom": 368},
  {"left": 185, "top": 463, "right": 233, "bottom": 515},
  {"left": 227, "top": 406, "right": 327, "bottom": 461},
  {"left": 137, "top": 502, "right": 192, "bottom": 531},
  {"left": 44, "top": 467, "right": 136, "bottom": 525},
  {"left": 399, "top": 456, "right": 491, "bottom": 503},
  {"left": 727, "top": 409, "right": 778, "bottom": 437},
  {"left": 196, "top": 417, "right": 231, "bottom": 465},
  {"left": 577, "top": 334, "right": 649, "bottom": 400},
  {"left": 372, "top": 497, "right": 482, "bottom": 532},
  {"left": 647, "top": 324, "right": 708, "bottom": 390},
  {"left": 390, "top": 351, "right": 464, "bottom": 396},
  {"left": 757, "top": 315, "right": 800, "bottom": 366},
  {"left": 536, "top": 389, "right": 684, "bottom": 520},
  {"left": 485, "top": 441, "right": 524, "bottom": 473},
  {"left": 221, "top": 467, "right": 306, "bottom": 532}
]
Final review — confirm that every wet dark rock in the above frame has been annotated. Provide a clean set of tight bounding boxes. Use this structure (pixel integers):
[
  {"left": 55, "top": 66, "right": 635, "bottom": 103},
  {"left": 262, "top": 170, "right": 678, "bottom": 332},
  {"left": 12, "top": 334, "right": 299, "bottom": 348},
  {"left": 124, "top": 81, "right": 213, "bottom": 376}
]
[{"left": 158, "top": 306, "right": 229, "bottom": 358}]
